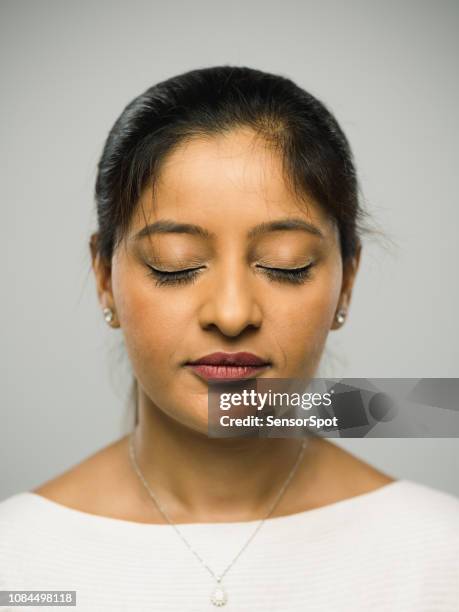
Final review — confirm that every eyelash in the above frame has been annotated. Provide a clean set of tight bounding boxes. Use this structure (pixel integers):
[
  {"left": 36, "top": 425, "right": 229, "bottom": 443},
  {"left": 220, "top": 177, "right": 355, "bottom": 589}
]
[
  {"left": 258, "top": 263, "right": 315, "bottom": 284},
  {"left": 146, "top": 263, "right": 315, "bottom": 287}
]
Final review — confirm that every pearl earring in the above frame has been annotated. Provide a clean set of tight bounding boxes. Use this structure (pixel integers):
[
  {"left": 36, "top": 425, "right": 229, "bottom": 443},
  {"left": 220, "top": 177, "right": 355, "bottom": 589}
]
[
  {"left": 336, "top": 309, "right": 346, "bottom": 324},
  {"left": 103, "top": 307, "right": 115, "bottom": 324}
]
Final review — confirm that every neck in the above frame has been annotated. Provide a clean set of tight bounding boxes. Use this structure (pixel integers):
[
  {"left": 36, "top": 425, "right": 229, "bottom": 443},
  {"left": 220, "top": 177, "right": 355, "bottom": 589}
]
[{"left": 132, "top": 392, "right": 317, "bottom": 523}]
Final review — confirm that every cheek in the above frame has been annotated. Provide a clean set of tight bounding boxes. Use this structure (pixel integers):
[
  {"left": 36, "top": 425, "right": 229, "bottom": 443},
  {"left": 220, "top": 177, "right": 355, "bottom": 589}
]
[
  {"left": 111, "top": 266, "right": 189, "bottom": 379},
  {"left": 269, "top": 268, "right": 341, "bottom": 374},
  {"left": 111, "top": 264, "right": 208, "bottom": 432}
]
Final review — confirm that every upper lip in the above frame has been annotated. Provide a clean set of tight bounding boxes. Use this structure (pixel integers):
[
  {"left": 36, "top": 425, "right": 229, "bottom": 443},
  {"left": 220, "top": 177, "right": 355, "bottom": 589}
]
[{"left": 186, "top": 352, "right": 270, "bottom": 366}]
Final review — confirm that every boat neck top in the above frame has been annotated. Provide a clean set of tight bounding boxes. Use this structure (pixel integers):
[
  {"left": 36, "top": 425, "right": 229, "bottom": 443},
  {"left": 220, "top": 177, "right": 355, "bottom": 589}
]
[{"left": 1, "top": 479, "right": 458, "bottom": 611}]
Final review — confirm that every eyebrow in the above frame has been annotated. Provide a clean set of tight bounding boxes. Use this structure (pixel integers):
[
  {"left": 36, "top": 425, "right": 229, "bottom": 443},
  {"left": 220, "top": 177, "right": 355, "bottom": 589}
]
[
  {"left": 247, "top": 218, "right": 324, "bottom": 239},
  {"left": 132, "top": 217, "right": 324, "bottom": 241}
]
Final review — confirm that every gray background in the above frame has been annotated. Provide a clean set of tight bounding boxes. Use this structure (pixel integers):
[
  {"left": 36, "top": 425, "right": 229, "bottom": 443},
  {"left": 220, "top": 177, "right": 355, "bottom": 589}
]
[{"left": 1, "top": 0, "right": 458, "bottom": 501}]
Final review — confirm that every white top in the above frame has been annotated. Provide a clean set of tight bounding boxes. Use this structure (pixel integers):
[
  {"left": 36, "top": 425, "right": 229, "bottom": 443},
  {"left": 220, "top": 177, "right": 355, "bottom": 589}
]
[{"left": 0, "top": 480, "right": 458, "bottom": 611}]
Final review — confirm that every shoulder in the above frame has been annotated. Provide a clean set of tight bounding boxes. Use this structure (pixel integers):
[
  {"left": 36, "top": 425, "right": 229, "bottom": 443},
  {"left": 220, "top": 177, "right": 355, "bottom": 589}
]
[
  {"left": 0, "top": 433, "right": 132, "bottom": 518},
  {"left": 0, "top": 491, "right": 39, "bottom": 526},
  {"left": 392, "top": 478, "right": 459, "bottom": 511},
  {"left": 28, "top": 435, "right": 136, "bottom": 519},
  {"left": 345, "top": 479, "right": 459, "bottom": 569},
  {"left": 0, "top": 491, "right": 63, "bottom": 563},
  {"left": 372, "top": 480, "right": 459, "bottom": 585},
  {"left": 316, "top": 439, "right": 459, "bottom": 537},
  {"left": 381, "top": 479, "right": 459, "bottom": 532},
  {"left": 24, "top": 435, "right": 160, "bottom": 524},
  {"left": 0, "top": 436, "right": 136, "bottom": 562}
]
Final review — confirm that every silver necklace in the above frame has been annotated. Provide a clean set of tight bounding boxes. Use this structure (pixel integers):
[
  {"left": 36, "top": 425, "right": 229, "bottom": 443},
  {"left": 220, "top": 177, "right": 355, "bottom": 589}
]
[{"left": 128, "top": 432, "right": 307, "bottom": 607}]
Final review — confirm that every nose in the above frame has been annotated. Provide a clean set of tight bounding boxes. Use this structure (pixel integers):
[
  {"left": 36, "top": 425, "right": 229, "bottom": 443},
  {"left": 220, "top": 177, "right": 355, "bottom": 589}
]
[{"left": 197, "top": 263, "right": 263, "bottom": 337}]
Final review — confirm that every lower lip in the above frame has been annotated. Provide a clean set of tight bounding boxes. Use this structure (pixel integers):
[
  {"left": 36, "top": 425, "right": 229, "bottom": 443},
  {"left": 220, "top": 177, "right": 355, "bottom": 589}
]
[{"left": 186, "top": 364, "right": 270, "bottom": 381}]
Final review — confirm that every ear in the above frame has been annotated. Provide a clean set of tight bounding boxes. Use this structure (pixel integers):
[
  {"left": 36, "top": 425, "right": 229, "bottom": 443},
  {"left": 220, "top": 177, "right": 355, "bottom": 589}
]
[
  {"left": 331, "top": 244, "right": 362, "bottom": 330},
  {"left": 89, "top": 233, "right": 120, "bottom": 328}
]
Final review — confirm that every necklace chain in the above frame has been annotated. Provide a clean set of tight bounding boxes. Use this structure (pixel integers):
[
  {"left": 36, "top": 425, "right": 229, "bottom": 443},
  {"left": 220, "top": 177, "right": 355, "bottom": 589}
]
[{"left": 128, "top": 431, "right": 307, "bottom": 585}]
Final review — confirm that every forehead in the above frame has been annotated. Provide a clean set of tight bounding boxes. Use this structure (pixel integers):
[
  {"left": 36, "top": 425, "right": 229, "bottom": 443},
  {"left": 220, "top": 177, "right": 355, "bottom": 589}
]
[{"left": 129, "top": 127, "right": 336, "bottom": 237}]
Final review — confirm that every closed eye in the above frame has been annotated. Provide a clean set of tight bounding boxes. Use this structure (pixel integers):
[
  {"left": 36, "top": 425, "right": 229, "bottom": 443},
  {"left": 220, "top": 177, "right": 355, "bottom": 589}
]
[
  {"left": 255, "top": 263, "right": 315, "bottom": 284},
  {"left": 146, "top": 265, "right": 204, "bottom": 287},
  {"left": 146, "top": 262, "right": 316, "bottom": 287}
]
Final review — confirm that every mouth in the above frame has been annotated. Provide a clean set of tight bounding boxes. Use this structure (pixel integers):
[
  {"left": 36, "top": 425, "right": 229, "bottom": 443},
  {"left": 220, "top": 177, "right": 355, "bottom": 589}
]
[{"left": 185, "top": 351, "right": 272, "bottom": 381}]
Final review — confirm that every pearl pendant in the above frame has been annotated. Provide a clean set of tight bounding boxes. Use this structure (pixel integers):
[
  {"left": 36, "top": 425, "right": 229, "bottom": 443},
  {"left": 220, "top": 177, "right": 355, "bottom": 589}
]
[{"left": 210, "top": 579, "right": 228, "bottom": 607}]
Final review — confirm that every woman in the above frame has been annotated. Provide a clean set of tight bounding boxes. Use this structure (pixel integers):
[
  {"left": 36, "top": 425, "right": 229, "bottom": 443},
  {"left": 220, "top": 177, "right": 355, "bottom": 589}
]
[{"left": 1, "top": 66, "right": 458, "bottom": 611}]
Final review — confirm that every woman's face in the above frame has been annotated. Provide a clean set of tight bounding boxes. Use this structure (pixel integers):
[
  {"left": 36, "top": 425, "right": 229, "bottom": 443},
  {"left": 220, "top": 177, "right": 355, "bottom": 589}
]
[{"left": 93, "top": 127, "right": 360, "bottom": 433}]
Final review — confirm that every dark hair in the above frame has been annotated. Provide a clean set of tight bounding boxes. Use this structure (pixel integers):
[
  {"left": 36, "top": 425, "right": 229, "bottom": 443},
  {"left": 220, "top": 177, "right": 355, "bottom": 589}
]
[{"left": 91, "top": 65, "right": 370, "bottom": 426}]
